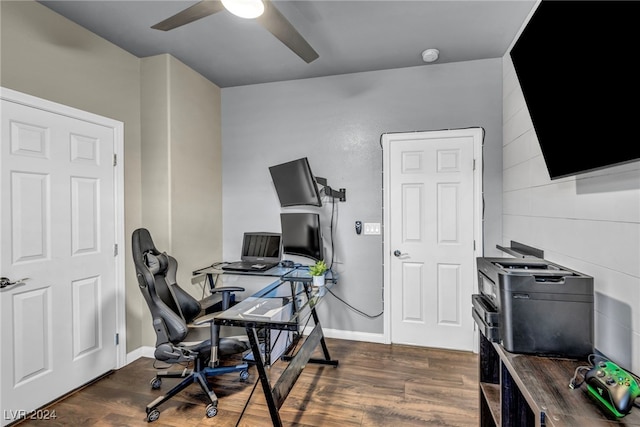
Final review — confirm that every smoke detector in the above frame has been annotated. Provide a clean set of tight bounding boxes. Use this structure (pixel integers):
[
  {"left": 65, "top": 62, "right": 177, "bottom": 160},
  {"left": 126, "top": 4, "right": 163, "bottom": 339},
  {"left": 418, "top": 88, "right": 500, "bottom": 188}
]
[{"left": 421, "top": 48, "right": 440, "bottom": 63}]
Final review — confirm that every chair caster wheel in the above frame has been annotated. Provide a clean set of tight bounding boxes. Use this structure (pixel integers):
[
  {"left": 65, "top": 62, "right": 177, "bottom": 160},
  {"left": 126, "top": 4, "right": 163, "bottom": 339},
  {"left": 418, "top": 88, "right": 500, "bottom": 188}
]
[
  {"left": 240, "top": 369, "right": 249, "bottom": 381},
  {"left": 205, "top": 403, "right": 218, "bottom": 418},
  {"left": 147, "top": 408, "right": 160, "bottom": 422},
  {"left": 150, "top": 377, "right": 162, "bottom": 389}
]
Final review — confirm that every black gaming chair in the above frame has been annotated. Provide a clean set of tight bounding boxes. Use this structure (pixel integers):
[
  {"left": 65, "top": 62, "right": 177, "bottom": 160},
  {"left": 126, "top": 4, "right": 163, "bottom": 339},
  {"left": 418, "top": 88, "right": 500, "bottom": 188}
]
[{"left": 131, "top": 228, "right": 250, "bottom": 423}]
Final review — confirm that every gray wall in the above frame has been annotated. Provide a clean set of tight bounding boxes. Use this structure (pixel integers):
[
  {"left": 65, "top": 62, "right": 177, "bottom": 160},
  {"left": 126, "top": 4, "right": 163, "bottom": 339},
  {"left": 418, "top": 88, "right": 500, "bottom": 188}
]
[
  {"left": 503, "top": 46, "right": 640, "bottom": 371},
  {"left": 1, "top": 1, "right": 145, "bottom": 352},
  {"left": 1, "top": 2, "right": 225, "bottom": 353},
  {"left": 140, "top": 54, "right": 224, "bottom": 346},
  {"left": 222, "top": 59, "right": 503, "bottom": 336}
]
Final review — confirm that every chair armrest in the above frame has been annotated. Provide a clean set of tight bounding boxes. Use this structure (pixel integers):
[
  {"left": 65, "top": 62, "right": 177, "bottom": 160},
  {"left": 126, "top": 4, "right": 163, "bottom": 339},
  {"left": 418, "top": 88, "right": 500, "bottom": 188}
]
[
  {"left": 193, "top": 312, "right": 217, "bottom": 326},
  {"left": 210, "top": 286, "right": 244, "bottom": 294},
  {"left": 208, "top": 286, "right": 245, "bottom": 311},
  {"left": 199, "top": 294, "right": 223, "bottom": 312}
]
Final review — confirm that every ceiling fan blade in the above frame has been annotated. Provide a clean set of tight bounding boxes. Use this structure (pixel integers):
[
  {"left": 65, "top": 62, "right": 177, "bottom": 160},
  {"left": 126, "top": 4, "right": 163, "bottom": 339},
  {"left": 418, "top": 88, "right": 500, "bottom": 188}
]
[
  {"left": 151, "top": 0, "right": 225, "bottom": 31},
  {"left": 256, "top": 0, "right": 319, "bottom": 63}
]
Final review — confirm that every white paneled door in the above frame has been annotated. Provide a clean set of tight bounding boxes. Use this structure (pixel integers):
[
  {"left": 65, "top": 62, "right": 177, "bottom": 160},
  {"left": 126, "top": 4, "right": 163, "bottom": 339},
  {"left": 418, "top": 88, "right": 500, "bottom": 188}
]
[
  {"left": 383, "top": 129, "right": 483, "bottom": 351},
  {"left": 0, "top": 89, "right": 124, "bottom": 426}
]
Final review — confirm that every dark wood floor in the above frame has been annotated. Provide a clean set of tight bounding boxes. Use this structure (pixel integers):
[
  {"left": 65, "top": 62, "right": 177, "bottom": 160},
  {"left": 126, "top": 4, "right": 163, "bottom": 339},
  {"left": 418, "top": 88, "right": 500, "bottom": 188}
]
[{"left": 16, "top": 339, "right": 479, "bottom": 427}]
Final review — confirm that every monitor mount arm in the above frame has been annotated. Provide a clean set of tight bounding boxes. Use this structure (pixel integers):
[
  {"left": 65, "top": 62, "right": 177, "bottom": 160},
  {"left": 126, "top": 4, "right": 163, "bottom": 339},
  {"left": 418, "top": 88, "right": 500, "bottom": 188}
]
[{"left": 315, "top": 177, "right": 346, "bottom": 202}]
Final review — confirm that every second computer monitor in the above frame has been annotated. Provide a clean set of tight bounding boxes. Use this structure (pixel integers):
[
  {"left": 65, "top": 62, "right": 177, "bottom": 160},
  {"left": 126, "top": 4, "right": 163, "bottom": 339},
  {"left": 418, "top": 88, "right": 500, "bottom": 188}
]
[{"left": 280, "top": 212, "right": 324, "bottom": 262}]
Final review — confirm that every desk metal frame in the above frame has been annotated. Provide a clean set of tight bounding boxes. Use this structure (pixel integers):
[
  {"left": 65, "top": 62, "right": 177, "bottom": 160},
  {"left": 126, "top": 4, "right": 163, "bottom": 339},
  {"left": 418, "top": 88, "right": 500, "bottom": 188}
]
[{"left": 213, "top": 268, "right": 338, "bottom": 426}]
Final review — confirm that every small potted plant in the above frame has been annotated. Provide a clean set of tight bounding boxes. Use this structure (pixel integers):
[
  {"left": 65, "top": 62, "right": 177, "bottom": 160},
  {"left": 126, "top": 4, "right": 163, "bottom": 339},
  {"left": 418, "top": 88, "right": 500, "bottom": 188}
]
[{"left": 309, "top": 260, "right": 328, "bottom": 287}]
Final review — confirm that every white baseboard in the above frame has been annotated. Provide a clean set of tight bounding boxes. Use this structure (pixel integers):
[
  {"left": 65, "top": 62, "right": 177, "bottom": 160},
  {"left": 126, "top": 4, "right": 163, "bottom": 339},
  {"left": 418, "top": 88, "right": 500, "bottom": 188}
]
[
  {"left": 125, "top": 330, "right": 386, "bottom": 366},
  {"left": 303, "top": 327, "right": 386, "bottom": 344},
  {"left": 126, "top": 346, "right": 155, "bottom": 365}
]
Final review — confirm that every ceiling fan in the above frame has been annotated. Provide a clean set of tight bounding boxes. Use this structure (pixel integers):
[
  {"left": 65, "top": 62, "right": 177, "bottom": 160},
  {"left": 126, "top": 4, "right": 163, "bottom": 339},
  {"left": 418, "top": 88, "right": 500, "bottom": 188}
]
[{"left": 151, "top": 0, "right": 319, "bottom": 63}]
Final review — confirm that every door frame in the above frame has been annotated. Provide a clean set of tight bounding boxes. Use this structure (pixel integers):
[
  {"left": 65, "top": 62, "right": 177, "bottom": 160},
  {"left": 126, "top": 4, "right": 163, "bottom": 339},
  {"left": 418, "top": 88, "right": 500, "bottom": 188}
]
[
  {"left": 0, "top": 87, "right": 127, "bottom": 368},
  {"left": 381, "top": 127, "right": 484, "bottom": 346}
]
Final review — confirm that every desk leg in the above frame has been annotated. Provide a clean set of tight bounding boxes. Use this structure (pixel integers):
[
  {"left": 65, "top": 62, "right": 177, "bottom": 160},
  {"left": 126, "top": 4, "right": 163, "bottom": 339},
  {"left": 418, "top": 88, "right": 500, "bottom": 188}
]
[
  {"left": 308, "top": 292, "right": 338, "bottom": 366},
  {"left": 206, "top": 272, "right": 216, "bottom": 292},
  {"left": 281, "top": 319, "right": 339, "bottom": 367},
  {"left": 246, "top": 326, "right": 282, "bottom": 427}
]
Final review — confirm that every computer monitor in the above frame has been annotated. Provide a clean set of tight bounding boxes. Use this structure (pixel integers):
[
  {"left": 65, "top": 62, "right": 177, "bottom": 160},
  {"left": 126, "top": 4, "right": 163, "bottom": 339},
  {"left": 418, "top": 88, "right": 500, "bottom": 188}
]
[
  {"left": 280, "top": 213, "right": 324, "bottom": 262},
  {"left": 269, "top": 157, "right": 322, "bottom": 207}
]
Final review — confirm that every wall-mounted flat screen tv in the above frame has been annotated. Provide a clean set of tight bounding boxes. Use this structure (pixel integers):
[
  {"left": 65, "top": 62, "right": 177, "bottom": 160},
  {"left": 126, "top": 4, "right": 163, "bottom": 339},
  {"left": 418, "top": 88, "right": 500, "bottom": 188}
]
[
  {"left": 269, "top": 157, "right": 322, "bottom": 207},
  {"left": 510, "top": 1, "right": 640, "bottom": 179}
]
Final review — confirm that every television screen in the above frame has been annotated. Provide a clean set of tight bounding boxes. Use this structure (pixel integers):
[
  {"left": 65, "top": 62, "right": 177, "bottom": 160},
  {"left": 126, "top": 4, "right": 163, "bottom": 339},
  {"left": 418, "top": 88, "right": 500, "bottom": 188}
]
[
  {"left": 280, "top": 213, "right": 324, "bottom": 262},
  {"left": 269, "top": 157, "right": 322, "bottom": 207},
  {"left": 510, "top": 1, "right": 640, "bottom": 179}
]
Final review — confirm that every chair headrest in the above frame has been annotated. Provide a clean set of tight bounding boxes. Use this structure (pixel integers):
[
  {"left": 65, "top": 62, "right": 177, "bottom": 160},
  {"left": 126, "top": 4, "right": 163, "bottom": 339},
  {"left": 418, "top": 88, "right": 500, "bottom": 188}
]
[
  {"left": 132, "top": 228, "right": 157, "bottom": 256},
  {"left": 145, "top": 252, "right": 169, "bottom": 275}
]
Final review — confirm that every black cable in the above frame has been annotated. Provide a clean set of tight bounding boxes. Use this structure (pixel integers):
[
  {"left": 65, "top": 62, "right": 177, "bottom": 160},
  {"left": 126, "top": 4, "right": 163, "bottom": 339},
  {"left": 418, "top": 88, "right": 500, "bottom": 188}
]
[
  {"left": 320, "top": 172, "right": 383, "bottom": 319},
  {"left": 327, "top": 287, "right": 383, "bottom": 319},
  {"left": 569, "top": 354, "right": 640, "bottom": 391},
  {"left": 322, "top": 191, "right": 337, "bottom": 270},
  {"left": 568, "top": 354, "right": 597, "bottom": 389},
  {"left": 379, "top": 126, "right": 486, "bottom": 149},
  {"left": 568, "top": 365, "right": 590, "bottom": 389},
  {"left": 330, "top": 194, "right": 336, "bottom": 269}
]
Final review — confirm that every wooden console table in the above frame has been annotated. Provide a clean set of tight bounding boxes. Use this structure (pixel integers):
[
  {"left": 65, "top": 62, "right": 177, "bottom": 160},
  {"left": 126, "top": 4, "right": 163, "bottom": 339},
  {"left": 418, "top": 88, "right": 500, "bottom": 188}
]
[{"left": 479, "top": 333, "right": 640, "bottom": 426}]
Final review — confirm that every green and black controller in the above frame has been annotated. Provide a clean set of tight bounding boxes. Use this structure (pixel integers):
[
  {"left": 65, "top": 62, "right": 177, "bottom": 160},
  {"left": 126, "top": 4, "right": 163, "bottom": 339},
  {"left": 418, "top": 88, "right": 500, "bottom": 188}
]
[{"left": 585, "top": 360, "right": 640, "bottom": 418}]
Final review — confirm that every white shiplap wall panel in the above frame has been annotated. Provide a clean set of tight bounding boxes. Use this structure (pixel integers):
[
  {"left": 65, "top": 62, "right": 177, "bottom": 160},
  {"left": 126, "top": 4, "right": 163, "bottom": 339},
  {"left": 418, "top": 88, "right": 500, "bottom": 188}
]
[
  {"left": 528, "top": 174, "right": 640, "bottom": 223},
  {"left": 503, "top": 104, "right": 533, "bottom": 147},
  {"left": 504, "top": 131, "right": 531, "bottom": 169},
  {"left": 502, "top": 213, "right": 534, "bottom": 246},
  {"left": 502, "top": 188, "right": 532, "bottom": 216},
  {"left": 529, "top": 181, "right": 580, "bottom": 219},
  {"left": 502, "top": 55, "right": 517, "bottom": 102},
  {"left": 529, "top": 155, "right": 551, "bottom": 187},
  {"left": 503, "top": 77, "right": 525, "bottom": 124},
  {"left": 503, "top": 160, "right": 531, "bottom": 192},
  {"left": 502, "top": 41, "right": 640, "bottom": 373},
  {"left": 576, "top": 166, "right": 640, "bottom": 222}
]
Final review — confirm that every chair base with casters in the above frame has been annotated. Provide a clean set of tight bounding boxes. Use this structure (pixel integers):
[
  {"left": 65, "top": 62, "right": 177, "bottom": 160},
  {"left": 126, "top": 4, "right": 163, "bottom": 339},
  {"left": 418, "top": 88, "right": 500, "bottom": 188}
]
[
  {"left": 142, "top": 295, "right": 250, "bottom": 423},
  {"left": 146, "top": 358, "right": 250, "bottom": 422},
  {"left": 145, "top": 314, "right": 250, "bottom": 422}
]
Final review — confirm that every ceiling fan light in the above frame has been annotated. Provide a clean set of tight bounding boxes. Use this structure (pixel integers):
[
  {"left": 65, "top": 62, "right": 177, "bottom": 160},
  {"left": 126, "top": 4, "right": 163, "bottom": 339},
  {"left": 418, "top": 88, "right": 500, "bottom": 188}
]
[{"left": 222, "top": 0, "right": 265, "bottom": 19}]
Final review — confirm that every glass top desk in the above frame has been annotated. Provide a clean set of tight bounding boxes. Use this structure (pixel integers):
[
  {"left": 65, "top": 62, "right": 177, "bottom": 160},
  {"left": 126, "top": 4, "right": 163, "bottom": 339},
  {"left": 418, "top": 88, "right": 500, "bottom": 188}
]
[
  {"left": 192, "top": 264, "right": 297, "bottom": 313},
  {"left": 214, "top": 266, "right": 339, "bottom": 427}
]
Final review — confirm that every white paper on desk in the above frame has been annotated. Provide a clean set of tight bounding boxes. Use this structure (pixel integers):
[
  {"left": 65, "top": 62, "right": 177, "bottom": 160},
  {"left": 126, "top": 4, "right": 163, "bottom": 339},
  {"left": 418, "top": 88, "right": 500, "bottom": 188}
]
[{"left": 243, "top": 298, "right": 289, "bottom": 319}]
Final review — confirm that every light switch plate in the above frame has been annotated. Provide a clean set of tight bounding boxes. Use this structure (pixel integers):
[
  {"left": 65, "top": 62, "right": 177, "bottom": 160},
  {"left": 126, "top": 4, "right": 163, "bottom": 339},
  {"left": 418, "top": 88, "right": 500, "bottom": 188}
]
[{"left": 363, "top": 222, "right": 381, "bottom": 235}]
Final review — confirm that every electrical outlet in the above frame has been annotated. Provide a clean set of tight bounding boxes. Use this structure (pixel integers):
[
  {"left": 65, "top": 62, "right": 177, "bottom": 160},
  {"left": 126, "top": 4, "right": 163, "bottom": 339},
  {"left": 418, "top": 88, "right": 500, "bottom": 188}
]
[{"left": 363, "top": 223, "right": 381, "bottom": 235}]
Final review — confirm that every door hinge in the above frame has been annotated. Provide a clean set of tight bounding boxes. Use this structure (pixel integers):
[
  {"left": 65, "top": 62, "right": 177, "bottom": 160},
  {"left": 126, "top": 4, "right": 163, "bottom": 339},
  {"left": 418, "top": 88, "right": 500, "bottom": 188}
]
[
  {"left": 115, "top": 333, "right": 120, "bottom": 345},
  {"left": 114, "top": 244, "right": 118, "bottom": 256},
  {"left": 113, "top": 153, "right": 117, "bottom": 167},
  {"left": 473, "top": 159, "right": 476, "bottom": 170},
  {"left": 474, "top": 240, "right": 476, "bottom": 251}
]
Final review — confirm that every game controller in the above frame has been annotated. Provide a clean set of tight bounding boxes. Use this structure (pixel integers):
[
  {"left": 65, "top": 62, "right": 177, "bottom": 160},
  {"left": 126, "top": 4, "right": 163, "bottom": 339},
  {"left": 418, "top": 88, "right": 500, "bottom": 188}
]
[{"left": 585, "top": 360, "right": 640, "bottom": 418}]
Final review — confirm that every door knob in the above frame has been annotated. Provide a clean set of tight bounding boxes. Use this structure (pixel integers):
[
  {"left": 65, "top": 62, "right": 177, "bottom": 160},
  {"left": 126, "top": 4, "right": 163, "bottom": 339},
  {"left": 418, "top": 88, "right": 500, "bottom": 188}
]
[
  {"left": 393, "top": 250, "right": 407, "bottom": 258},
  {"left": 0, "top": 277, "right": 29, "bottom": 289}
]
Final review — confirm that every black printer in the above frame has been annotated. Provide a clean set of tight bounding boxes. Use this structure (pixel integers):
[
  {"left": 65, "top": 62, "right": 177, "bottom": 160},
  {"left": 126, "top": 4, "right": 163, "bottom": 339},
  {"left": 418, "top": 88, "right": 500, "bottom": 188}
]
[{"left": 472, "top": 257, "right": 593, "bottom": 358}]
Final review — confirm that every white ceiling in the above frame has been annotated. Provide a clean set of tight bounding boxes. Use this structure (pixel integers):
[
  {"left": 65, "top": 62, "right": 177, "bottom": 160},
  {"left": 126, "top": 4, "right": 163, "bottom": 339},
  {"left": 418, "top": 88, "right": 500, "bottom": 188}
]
[{"left": 40, "top": 0, "right": 536, "bottom": 88}]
